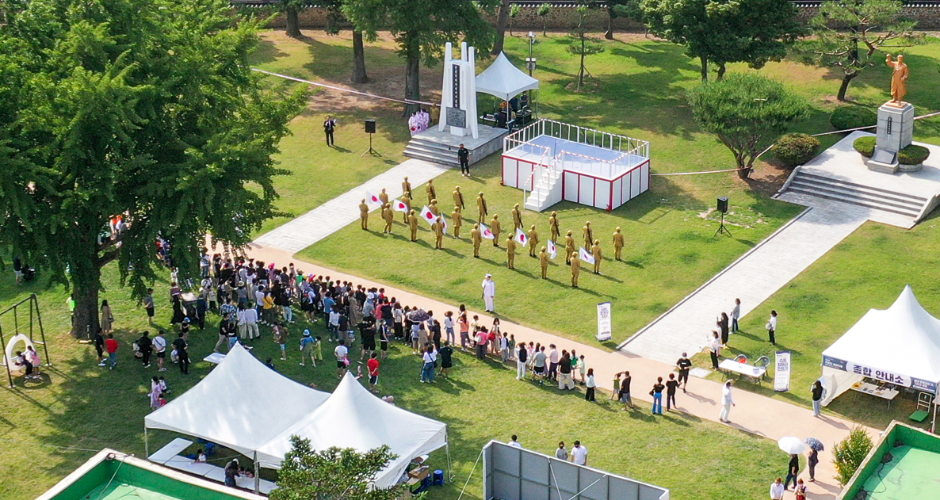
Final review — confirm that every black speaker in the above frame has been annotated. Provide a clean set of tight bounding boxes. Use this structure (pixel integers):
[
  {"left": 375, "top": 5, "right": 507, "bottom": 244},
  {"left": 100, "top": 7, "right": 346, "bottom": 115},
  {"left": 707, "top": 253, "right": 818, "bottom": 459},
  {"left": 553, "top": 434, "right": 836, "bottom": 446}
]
[
  {"left": 717, "top": 197, "right": 729, "bottom": 214},
  {"left": 364, "top": 119, "right": 376, "bottom": 134}
]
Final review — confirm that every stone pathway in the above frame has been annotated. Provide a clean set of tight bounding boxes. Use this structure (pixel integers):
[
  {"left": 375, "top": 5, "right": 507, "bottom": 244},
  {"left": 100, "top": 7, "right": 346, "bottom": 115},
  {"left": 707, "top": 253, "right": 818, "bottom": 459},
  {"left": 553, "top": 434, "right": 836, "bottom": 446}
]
[
  {"left": 618, "top": 205, "right": 868, "bottom": 364},
  {"left": 253, "top": 158, "right": 448, "bottom": 253}
]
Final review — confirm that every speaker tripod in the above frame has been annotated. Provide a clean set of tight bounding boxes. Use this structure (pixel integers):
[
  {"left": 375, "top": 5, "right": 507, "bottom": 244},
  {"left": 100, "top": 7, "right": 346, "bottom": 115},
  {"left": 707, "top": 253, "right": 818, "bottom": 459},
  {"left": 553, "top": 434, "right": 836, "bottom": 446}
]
[
  {"left": 715, "top": 211, "right": 732, "bottom": 237},
  {"left": 361, "top": 132, "right": 382, "bottom": 158}
]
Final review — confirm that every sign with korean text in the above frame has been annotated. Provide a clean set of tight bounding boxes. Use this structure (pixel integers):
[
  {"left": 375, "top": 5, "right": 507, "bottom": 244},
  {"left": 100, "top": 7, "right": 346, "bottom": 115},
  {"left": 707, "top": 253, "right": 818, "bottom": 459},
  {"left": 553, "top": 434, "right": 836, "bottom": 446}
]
[
  {"left": 774, "top": 351, "right": 791, "bottom": 392},
  {"left": 596, "top": 302, "right": 612, "bottom": 342},
  {"left": 822, "top": 355, "right": 937, "bottom": 394}
]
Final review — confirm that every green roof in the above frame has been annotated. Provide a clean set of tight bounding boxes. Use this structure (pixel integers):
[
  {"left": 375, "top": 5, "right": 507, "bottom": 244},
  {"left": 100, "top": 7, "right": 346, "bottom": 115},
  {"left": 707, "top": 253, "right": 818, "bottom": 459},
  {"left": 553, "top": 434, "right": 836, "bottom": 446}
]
[{"left": 838, "top": 422, "right": 940, "bottom": 500}]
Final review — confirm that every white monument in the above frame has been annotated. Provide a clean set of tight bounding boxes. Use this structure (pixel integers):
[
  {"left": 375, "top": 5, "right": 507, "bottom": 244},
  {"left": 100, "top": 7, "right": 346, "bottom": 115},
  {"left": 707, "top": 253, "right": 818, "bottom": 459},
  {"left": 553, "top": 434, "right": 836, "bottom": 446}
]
[{"left": 438, "top": 42, "right": 479, "bottom": 139}]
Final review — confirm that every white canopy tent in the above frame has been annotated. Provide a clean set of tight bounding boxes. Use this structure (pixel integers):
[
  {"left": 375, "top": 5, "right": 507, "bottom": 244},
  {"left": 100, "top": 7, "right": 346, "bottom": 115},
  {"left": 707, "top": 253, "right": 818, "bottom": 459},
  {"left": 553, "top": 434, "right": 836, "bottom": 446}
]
[
  {"left": 821, "top": 286, "right": 940, "bottom": 427},
  {"left": 255, "top": 372, "right": 450, "bottom": 489},
  {"left": 144, "top": 343, "right": 330, "bottom": 458},
  {"left": 475, "top": 52, "right": 539, "bottom": 101}
]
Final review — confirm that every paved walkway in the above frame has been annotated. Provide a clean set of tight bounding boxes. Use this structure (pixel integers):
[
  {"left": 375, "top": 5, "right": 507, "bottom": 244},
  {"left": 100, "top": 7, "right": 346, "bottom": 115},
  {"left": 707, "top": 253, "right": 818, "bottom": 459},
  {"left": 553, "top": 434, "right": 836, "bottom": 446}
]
[
  {"left": 253, "top": 159, "right": 447, "bottom": 253},
  {"left": 618, "top": 206, "right": 868, "bottom": 364},
  {"left": 242, "top": 242, "right": 871, "bottom": 500}
]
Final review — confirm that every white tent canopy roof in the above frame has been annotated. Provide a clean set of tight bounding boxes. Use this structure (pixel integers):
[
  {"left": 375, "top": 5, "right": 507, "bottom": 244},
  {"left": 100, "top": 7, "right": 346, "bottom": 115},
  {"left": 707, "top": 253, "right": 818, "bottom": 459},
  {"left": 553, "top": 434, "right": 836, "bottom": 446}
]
[
  {"left": 255, "top": 372, "right": 448, "bottom": 489},
  {"left": 823, "top": 285, "right": 940, "bottom": 396},
  {"left": 475, "top": 52, "right": 539, "bottom": 101},
  {"left": 145, "top": 344, "right": 330, "bottom": 457}
]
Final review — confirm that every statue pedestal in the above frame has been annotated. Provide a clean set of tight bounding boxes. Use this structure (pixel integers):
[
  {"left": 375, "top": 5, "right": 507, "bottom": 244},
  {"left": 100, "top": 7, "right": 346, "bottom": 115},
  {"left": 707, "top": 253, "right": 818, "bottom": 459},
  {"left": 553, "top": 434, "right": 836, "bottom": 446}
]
[{"left": 867, "top": 102, "right": 915, "bottom": 174}]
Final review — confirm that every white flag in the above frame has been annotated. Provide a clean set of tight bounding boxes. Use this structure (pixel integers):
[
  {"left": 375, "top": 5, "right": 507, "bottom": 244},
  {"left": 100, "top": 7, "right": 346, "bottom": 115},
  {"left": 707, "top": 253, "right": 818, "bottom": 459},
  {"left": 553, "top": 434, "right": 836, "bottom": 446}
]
[
  {"left": 365, "top": 191, "right": 382, "bottom": 207},
  {"left": 392, "top": 199, "right": 408, "bottom": 212},
  {"left": 420, "top": 205, "right": 436, "bottom": 225},
  {"left": 514, "top": 227, "right": 528, "bottom": 247},
  {"left": 479, "top": 223, "right": 495, "bottom": 240},
  {"left": 546, "top": 239, "right": 557, "bottom": 259},
  {"left": 579, "top": 246, "right": 595, "bottom": 265}
]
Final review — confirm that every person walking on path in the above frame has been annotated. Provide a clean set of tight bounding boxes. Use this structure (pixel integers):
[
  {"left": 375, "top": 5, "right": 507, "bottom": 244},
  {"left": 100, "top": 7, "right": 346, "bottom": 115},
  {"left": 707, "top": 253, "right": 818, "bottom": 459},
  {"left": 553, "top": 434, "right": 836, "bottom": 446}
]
[
  {"left": 482, "top": 274, "right": 496, "bottom": 313},
  {"left": 718, "top": 312, "right": 730, "bottom": 345},
  {"left": 719, "top": 380, "right": 735, "bottom": 422},
  {"left": 731, "top": 298, "right": 741, "bottom": 332},
  {"left": 665, "top": 373, "right": 680, "bottom": 411},
  {"left": 811, "top": 380, "right": 824, "bottom": 417},
  {"left": 105, "top": 334, "right": 119, "bottom": 370},
  {"left": 100, "top": 300, "right": 114, "bottom": 334},
  {"left": 584, "top": 368, "right": 597, "bottom": 401},
  {"left": 458, "top": 144, "right": 470, "bottom": 176},
  {"left": 650, "top": 377, "right": 665, "bottom": 415},
  {"left": 709, "top": 332, "right": 722, "bottom": 369},
  {"left": 153, "top": 330, "right": 167, "bottom": 371},
  {"left": 794, "top": 479, "right": 807, "bottom": 500},
  {"left": 767, "top": 310, "right": 778, "bottom": 345},
  {"left": 676, "top": 353, "right": 692, "bottom": 392},
  {"left": 784, "top": 454, "right": 799, "bottom": 490},
  {"left": 807, "top": 448, "right": 819, "bottom": 483},
  {"left": 769, "top": 478, "right": 785, "bottom": 500},
  {"left": 323, "top": 115, "right": 337, "bottom": 146},
  {"left": 143, "top": 289, "right": 155, "bottom": 326},
  {"left": 570, "top": 441, "right": 588, "bottom": 466}
]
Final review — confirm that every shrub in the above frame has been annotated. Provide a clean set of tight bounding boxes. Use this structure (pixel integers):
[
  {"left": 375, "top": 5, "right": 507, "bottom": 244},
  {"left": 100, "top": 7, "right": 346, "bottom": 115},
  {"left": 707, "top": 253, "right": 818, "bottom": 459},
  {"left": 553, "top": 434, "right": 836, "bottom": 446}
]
[
  {"left": 898, "top": 144, "right": 930, "bottom": 165},
  {"left": 774, "top": 133, "right": 821, "bottom": 168},
  {"left": 832, "top": 426, "right": 874, "bottom": 486},
  {"left": 831, "top": 106, "right": 877, "bottom": 132},
  {"left": 853, "top": 136, "right": 875, "bottom": 157}
]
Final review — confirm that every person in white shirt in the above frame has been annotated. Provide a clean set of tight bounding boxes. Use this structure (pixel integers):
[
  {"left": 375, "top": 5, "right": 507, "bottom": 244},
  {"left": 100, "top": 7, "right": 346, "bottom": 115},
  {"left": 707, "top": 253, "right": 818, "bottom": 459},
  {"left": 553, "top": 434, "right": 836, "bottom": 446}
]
[
  {"left": 236, "top": 304, "right": 249, "bottom": 340},
  {"left": 769, "top": 477, "right": 785, "bottom": 500},
  {"left": 508, "top": 435, "right": 522, "bottom": 448},
  {"left": 243, "top": 305, "right": 259, "bottom": 340},
  {"left": 767, "top": 310, "right": 778, "bottom": 345},
  {"left": 153, "top": 331, "right": 168, "bottom": 372},
  {"left": 334, "top": 339, "right": 349, "bottom": 378},
  {"left": 420, "top": 344, "right": 437, "bottom": 383},
  {"left": 481, "top": 274, "right": 496, "bottom": 313},
  {"left": 731, "top": 298, "right": 741, "bottom": 332},
  {"left": 719, "top": 380, "right": 735, "bottom": 422},
  {"left": 570, "top": 441, "right": 588, "bottom": 466},
  {"left": 329, "top": 310, "right": 341, "bottom": 342}
]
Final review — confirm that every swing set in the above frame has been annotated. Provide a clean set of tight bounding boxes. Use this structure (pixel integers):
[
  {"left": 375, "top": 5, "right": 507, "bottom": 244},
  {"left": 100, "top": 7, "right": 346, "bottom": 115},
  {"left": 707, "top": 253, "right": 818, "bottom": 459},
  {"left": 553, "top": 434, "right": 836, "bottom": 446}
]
[{"left": 0, "top": 294, "right": 52, "bottom": 388}]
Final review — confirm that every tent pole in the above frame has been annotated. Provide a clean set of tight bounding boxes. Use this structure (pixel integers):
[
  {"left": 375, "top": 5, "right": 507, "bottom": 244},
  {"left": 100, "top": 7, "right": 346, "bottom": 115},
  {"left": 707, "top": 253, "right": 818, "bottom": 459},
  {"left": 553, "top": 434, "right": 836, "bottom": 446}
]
[
  {"left": 144, "top": 426, "right": 149, "bottom": 457},
  {"left": 446, "top": 435, "right": 453, "bottom": 483},
  {"left": 253, "top": 451, "right": 260, "bottom": 494}
]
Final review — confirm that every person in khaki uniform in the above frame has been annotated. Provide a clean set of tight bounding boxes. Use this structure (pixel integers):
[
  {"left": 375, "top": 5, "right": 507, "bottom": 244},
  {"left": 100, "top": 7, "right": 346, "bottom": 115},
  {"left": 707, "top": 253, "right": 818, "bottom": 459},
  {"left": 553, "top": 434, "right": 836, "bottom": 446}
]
[
  {"left": 432, "top": 216, "right": 445, "bottom": 249},
  {"left": 549, "top": 211, "right": 560, "bottom": 242},
  {"left": 471, "top": 224, "right": 482, "bottom": 257},
  {"left": 400, "top": 192, "right": 412, "bottom": 223},
  {"left": 402, "top": 176, "right": 412, "bottom": 198},
  {"left": 511, "top": 204, "right": 523, "bottom": 230},
  {"left": 583, "top": 222, "right": 594, "bottom": 249},
  {"left": 570, "top": 253, "right": 581, "bottom": 287},
  {"left": 453, "top": 187, "right": 465, "bottom": 211},
  {"left": 506, "top": 235, "right": 517, "bottom": 269},
  {"left": 359, "top": 199, "right": 370, "bottom": 230},
  {"left": 613, "top": 227, "right": 625, "bottom": 261},
  {"left": 477, "top": 192, "right": 488, "bottom": 223},
  {"left": 539, "top": 246, "right": 550, "bottom": 279},
  {"left": 429, "top": 199, "right": 440, "bottom": 217},
  {"left": 490, "top": 214, "right": 502, "bottom": 247},
  {"left": 379, "top": 188, "right": 389, "bottom": 207},
  {"left": 452, "top": 207, "right": 463, "bottom": 238},
  {"left": 591, "top": 239, "right": 603, "bottom": 274},
  {"left": 527, "top": 224, "right": 539, "bottom": 257},
  {"left": 426, "top": 179, "right": 437, "bottom": 205},
  {"left": 382, "top": 203, "right": 395, "bottom": 234},
  {"left": 408, "top": 210, "right": 419, "bottom": 241},
  {"left": 564, "top": 230, "right": 576, "bottom": 265}
]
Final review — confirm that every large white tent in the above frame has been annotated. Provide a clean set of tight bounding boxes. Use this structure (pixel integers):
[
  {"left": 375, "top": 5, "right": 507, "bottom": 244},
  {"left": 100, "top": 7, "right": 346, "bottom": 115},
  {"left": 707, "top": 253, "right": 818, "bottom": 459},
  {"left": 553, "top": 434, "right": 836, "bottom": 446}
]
[
  {"left": 821, "top": 285, "right": 940, "bottom": 406},
  {"left": 144, "top": 343, "right": 330, "bottom": 457},
  {"left": 475, "top": 52, "right": 539, "bottom": 101},
  {"left": 255, "top": 372, "right": 449, "bottom": 489}
]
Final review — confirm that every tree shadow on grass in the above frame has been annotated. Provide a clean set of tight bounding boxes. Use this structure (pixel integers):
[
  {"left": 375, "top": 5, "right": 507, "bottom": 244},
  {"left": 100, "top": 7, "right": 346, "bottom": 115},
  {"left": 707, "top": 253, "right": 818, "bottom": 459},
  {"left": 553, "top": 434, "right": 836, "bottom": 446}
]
[{"left": 248, "top": 38, "right": 289, "bottom": 66}]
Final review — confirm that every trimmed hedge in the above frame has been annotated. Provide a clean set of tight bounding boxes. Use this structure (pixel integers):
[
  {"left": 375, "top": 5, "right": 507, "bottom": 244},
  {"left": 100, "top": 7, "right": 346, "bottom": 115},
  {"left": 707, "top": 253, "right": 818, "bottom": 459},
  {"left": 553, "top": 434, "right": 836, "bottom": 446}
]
[
  {"left": 853, "top": 136, "right": 931, "bottom": 165},
  {"left": 831, "top": 106, "right": 877, "bottom": 132},
  {"left": 774, "top": 133, "right": 820, "bottom": 168}
]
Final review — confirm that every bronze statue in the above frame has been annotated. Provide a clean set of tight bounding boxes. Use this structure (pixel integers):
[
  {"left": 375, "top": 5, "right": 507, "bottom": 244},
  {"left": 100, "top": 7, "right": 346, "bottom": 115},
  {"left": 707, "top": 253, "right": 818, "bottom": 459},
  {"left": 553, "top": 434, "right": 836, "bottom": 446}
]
[{"left": 886, "top": 54, "right": 909, "bottom": 106}]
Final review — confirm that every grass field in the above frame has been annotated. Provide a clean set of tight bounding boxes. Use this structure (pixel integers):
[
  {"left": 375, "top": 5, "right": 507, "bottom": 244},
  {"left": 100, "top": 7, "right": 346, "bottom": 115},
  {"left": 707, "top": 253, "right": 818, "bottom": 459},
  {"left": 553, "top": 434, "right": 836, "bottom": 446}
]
[
  {"left": 692, "top": 216, "right": 940, "bottom": 430},
  {"left": 0, "top": 266, "right": 785, "bottom": 500}
]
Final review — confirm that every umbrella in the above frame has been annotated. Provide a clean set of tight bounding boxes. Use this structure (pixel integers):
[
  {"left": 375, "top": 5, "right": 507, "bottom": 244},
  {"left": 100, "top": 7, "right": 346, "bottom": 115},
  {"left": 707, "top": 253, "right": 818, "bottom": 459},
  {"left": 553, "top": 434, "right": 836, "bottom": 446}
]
[
  {"left": 805, "top": 437, "right": 825, "bottom": 451},
  {"left": 406, "top": 309, "right": 430, "bottom": 322},
  {"left": 778, "top": 436, "right": 807, "bottom": 454}
]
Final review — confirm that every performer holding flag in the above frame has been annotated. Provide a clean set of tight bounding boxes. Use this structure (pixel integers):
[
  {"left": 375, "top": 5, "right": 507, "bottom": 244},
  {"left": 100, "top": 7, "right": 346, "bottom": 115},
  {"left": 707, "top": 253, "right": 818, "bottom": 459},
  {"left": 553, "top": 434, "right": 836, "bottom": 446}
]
[
  {"left": 514, "top": 227, "right": 528, "bottom": 247},
  {"left": 392, "top": 198, "right": 409, "bottom": 213},
  {"left": 479, "top": 223, "right": 495, "bottom": 240},
  {"left": 579, "top": 246, "right": 595, "bottom": 266},
  {"left": 546, "top": 239, "right": 558, "bottom": 260},
  {"left": 365, "top": 191, "right": 382, "bottom": 207}
]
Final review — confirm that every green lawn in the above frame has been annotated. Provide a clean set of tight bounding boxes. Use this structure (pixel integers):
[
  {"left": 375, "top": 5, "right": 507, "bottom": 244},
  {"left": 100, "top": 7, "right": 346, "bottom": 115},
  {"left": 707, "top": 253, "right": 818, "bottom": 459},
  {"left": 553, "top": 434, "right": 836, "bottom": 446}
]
[
  {"left": 0, "top": 264, "right": 784, "bottom": 500},
  {"left": 692, "top": 217, "right": 940, "bottom": 430}
]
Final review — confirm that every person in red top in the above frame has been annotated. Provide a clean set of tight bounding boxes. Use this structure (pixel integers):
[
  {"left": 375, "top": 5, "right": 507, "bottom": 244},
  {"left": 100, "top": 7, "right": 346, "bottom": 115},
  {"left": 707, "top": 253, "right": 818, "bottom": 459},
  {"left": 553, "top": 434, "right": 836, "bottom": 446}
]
[
  {"left": 105, "top": 334, "right": 119, "bottom": 370},
  {"left": 367, "top": 352, "right": 380, "bottom": 393}
]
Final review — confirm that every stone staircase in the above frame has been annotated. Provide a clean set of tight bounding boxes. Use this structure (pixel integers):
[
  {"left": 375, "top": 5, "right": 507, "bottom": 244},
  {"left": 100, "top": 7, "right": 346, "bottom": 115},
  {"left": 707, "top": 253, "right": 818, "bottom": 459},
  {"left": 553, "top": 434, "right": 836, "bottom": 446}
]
[
  {"left": 403, "top": 136, "right": 459, "bottom": 167},
  {"left": 524, "top": 167, "right": 563, "bottom": 212},
  {"left": 783, "top": 170, "right": 927, "bottom": 219}
]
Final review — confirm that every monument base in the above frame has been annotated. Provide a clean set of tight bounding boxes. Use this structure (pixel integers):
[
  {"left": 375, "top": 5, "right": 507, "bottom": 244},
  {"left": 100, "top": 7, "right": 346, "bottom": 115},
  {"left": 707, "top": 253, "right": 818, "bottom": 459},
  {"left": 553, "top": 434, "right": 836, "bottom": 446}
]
[
  {"left": 866, "top": 148, "right": 899, "bottom": 174},
  {"left": 867, "top": 102, "right": 914, "bottom": 174}
]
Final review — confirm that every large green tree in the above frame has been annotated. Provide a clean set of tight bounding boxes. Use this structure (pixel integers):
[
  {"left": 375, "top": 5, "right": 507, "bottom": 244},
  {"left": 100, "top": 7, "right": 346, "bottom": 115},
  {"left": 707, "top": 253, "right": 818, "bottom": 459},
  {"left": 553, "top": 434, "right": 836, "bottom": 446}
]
[
  {"left": 270, "top": 438, "right": 405, "bottom": 500},
  {"left": 320, "top": 0, "right": 370, "bottom": 83},
  {"left": 641, "top": 0, "right": 804, "bottom": 81},
  {"left": 800, "top": 0, "right": 917, "bottom": 101},
  {"left": 0, "top": 0, "right": 305, "bottom": 338},
  {"left": 343, "top": 0, "right": 497, "bottom": 115},
  {"left": 688, "top": 73, "right": 808, "bottom": 179}
]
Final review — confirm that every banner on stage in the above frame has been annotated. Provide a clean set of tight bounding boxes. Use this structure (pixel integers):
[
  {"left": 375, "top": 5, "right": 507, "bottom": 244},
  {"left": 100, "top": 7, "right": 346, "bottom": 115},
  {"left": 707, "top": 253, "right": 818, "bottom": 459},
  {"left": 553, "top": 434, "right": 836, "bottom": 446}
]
[
  {"left": 596, "top": 302, "right": 612, "bottom": 342},
  {"left": 774, "top": 351, "right": 791, "bottom": 392}
]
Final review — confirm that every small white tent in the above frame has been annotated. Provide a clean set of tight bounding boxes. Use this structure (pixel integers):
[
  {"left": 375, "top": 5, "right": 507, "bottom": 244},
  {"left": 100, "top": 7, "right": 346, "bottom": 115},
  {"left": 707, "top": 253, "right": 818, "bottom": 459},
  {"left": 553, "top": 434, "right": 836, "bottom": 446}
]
[
  {"left": 475, "top": 52, "right": 539, "bottom": 101},
  {"left": 821, "top": 285, "right": 940, "bottom": 406},
  {"left": 144, "top": 344, "right": 330, "bottom": 457},
  {"left": 255, "top": 372, "right": 449, "bottom": 489}
]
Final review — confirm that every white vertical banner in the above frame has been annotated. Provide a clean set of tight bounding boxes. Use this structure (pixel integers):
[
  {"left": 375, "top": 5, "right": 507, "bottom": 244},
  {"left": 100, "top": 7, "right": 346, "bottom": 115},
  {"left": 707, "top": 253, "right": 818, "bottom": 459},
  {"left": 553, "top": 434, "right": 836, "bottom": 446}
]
[
  {"left": 596, "top": 302, "right": 612, "bottom": 341},
  {"left": 774, "top": 351, "right": 791, "bottom": 392}
]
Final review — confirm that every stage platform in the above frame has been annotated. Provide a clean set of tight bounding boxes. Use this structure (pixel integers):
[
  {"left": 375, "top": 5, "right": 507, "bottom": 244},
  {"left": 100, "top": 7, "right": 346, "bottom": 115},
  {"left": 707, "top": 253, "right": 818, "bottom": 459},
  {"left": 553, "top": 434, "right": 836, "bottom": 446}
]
[
  {"left": 776, "top": 131, "right": 940, "bottom": 228},
  {"left": 403, "top": 123, "right": 509, "bottom": 168}
]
